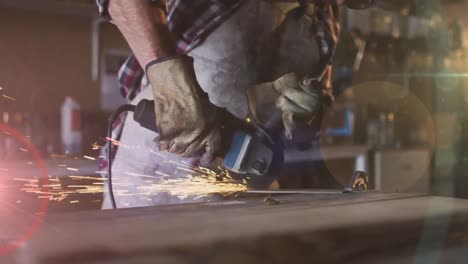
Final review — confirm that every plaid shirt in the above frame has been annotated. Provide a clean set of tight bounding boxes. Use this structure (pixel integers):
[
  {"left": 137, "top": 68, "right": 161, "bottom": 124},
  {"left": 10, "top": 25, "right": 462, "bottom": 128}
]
[
  {"left": 96, "top": 0, "right": 340, "bottom": 169},
  {"left": 97, "top": 0, "right": 340, "bottom": 101},
  {"left": 97, "top": 0, "right": 246, "bottom": 104}
]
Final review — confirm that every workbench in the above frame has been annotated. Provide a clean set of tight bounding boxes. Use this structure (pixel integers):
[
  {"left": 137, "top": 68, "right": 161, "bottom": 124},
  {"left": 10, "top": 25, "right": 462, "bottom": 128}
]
[{"left": 6, "top": 192, "right": 468, "bottom": 264}]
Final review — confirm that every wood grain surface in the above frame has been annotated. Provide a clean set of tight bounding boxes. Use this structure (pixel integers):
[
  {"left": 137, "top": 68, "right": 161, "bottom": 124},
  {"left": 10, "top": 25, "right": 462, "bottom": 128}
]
[{"left": 10, "top": 192, "right": 468, "bottom": 264}]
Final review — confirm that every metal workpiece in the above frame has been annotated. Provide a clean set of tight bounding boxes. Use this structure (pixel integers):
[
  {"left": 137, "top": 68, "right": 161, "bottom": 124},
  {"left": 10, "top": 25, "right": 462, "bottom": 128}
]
[
  {"left": 247, "top": 189, "right": 344, "bottom": 195},
  {"left": 344, "top": 171, "right": 370, "bottom": 193},
  {"left": 263, "top": 195, "right": 281, "bottom": 205},
  {"left": 247, "top": 171, "right": 370, "bottom": 195}
]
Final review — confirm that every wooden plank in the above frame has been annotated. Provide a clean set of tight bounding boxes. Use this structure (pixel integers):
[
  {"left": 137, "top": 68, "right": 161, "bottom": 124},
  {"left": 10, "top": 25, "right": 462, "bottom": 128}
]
[{"left": 15, "top": 193, "right": 468, "bottom": 264}]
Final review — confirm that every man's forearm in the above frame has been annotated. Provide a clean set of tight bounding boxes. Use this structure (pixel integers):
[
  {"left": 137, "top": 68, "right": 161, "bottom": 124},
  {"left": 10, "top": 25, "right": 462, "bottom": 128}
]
[{"left": 108, "top": 0, "right": 176, "bottom": 68}]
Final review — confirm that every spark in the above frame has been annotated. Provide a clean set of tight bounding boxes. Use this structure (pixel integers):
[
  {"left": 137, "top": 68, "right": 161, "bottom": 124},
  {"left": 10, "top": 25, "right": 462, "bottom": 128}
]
[
  {"left": 69, "top": 200, "right": 79, "bottom": 204},
  {"left": 15, "top": 151, "right": 247, "bottom": 204},
  {"left": 2, "top": 94, "right": 16, "bottom": 101},
  {"left": 19, "top": 148, "right": 28, "bottom": 152},
  {"left": 14, "top": 178, "right": 38, "bottom": 182},
  {"left": 15, "top": 175, "right": 105, "bottom": 201},
  {"left": 125, "top": 172, "right": 160, "bottom": 179},
  {"left": 69, "top": 185, "right": 104, "bottom": 194},
  {"left": 176, "top": 167, "right": 198, "bottom": 174},
  {"left": 136, "top": 168, "right": 247, "bottom": 199},
  {"left": 105, "top": 137, "right": 128, "bottom": 148},
  {"left": 193, "top": 194, "right": 208, "bottom": 200},
  {"left": 50, "top": 154, "right": 67, "bottom": 159},
  {"left": 154, "top": 171, "right": 170, "bottom": 177},
  {"left": 43, "top": 184, "right": 61, "bottom": 188},
  {"left": 180, "top": 161, "right": 194, "bottom": 166},
  {"left": 83, "top": 155, "right": 96, "bottom": 161},
  {"left": 168, "top": 160, "right": 192, "bottom": 168},
  {"left": 92, "top": 143, "right": 102, "bottom": 150},
  {"left": 69, "top": 176, "right": 105, "bottom": 181},
  {"left": 150, "top": 150, "right": 167, "bottom": 158},
  {"left": 67, "top": 185, "right": 91, "bottom": 188}
]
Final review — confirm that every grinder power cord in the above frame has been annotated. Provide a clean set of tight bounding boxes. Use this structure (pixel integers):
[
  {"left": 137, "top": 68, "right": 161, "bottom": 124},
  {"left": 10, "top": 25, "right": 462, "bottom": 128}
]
[{"left": 106, "top": 104, "right": 136, "bottom": 209}]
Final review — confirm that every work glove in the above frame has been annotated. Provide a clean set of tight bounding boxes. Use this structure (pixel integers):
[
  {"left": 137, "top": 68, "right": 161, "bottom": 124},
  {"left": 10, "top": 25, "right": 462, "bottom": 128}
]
[
  {"left": 248, "top": 73, "right": 326, "bottom": 144},
  {"left": 146, "top": 56, "right": 222, "bottom": 164}
]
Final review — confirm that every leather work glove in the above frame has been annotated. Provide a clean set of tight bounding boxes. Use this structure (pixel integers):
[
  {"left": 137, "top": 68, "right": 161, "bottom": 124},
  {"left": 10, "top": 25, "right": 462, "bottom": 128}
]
[
  {"left": 248, "top": 73, "right": 325, "bottom": 143},
  {"left": 146, "top": 56, "right": 223, "bottom": 164}
]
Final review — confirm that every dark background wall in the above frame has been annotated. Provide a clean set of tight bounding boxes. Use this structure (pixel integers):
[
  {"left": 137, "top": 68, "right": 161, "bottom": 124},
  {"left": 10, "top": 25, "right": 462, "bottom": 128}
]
[{"left": 0, "top": 6, "right": 129, "bottom": 114}]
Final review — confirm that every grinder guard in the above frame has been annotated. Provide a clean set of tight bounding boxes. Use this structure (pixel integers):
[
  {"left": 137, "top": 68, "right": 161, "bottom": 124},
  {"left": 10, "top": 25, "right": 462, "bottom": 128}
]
[{"left": 223, "top": 129, "right": 284, "bottom": 189}]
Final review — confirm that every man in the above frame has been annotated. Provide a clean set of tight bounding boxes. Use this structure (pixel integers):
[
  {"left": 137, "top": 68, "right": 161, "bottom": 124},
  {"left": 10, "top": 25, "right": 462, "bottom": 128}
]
[{"left": 97, "top": 0, "right": 373, "bottom": 208}]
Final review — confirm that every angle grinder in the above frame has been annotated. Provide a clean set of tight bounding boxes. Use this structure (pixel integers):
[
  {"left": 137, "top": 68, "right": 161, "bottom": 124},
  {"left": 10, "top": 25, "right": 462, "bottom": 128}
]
[{"left": 132, "top": 99, "right": 284, "bottom": 188}]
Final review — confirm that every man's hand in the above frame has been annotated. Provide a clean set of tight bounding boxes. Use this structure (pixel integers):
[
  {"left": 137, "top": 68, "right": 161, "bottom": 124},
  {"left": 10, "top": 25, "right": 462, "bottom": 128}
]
[
  {"left": 248, "top": 73, "right": 324, "bottom": 142},
  {"left": 147, "top": 56, "right": 222, "bottom": 163},
  {"left": 108, "top": 2, "right": 223, "bottom": 163}
]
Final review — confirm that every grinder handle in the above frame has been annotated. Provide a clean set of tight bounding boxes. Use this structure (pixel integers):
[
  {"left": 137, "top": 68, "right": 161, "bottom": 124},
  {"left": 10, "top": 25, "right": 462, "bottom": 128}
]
[
  {"left": 133, "top": 99, "right": 251, "bottom": 155},
  {"left": 261, "top": 108, "right": 284, "bottom": 138},
  {"left": 133, "top": 99, "right": 158, "bottom": 132}
]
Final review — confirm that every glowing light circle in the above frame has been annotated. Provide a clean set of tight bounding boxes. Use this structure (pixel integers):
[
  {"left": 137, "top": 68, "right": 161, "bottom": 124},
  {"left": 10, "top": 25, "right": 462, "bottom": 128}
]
[{"left": 0, "top": 123, "right": 49, "bottom": 255}]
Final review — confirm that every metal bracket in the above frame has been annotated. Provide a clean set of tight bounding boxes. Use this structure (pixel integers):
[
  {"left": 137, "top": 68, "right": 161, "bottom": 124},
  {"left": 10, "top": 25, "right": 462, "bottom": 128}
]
[{"left": 344, "top": 171, "right": 369, "bottom": 193}]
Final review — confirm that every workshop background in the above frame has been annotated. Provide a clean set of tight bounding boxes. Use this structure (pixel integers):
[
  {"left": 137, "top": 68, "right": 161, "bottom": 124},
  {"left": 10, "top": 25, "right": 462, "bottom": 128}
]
[{"left": 1, "top": 0, "right": 468, "bottom": 212}]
